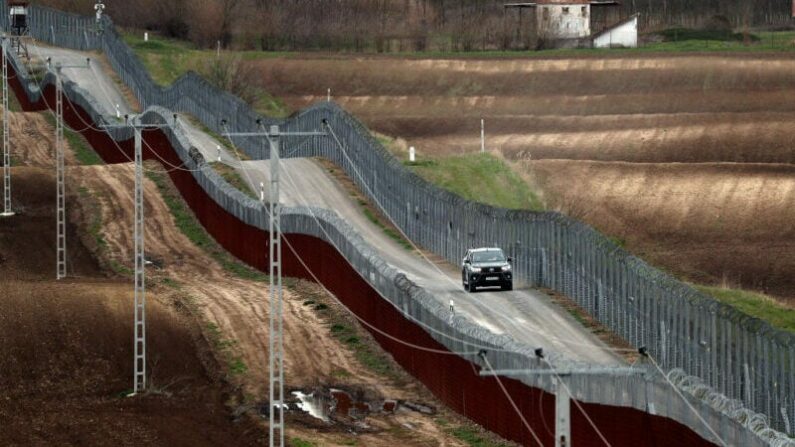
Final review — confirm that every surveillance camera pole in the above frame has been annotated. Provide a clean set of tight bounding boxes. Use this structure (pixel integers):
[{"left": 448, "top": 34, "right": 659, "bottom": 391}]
[
  {"left": 102, "top": 113, "right": 176, "bottom": 395},
  {"left": 48, "top": 57, "right": 91, "bottom": 280},
  {"left": 223, "top": 121, "right": 325, "bottom": 447},
  {"left": 1, "top": 37, "right": 14, "bottom": 218}
]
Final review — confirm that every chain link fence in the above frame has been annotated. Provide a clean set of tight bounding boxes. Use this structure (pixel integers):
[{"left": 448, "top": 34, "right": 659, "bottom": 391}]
[{"left": 7, "top": 4, "right": 794, "bottom": 443}]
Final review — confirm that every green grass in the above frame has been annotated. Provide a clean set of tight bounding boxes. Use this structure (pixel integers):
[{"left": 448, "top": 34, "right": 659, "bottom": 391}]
[
  {"left": 210, "top": 162, "right": 257, "bottom": 199},
  {"left": 358, "top": 200, "right": 413, "bottom": 250},
  {"left": 325, "top": 315, "right": 396, "bottom": 379},
  {"left": 312, "top": 300, "right": 397, "bottom": 378},
  {"left": 289, "top": 439, "right": 316, "bottom": 447},
  {"left": 160, "top": 277, "right": 182, "bottom": 289},
  {"left": 695, "top": 285, "right": 795, "bottom": 333},
  {"left": 109, "top": 259, "right": 133, "bottom": 276},
  {"left": 43, "top": 113, "right": 104, "bottom": 165},
  {"left": 450, "top": 427, "right": 511, "bottom": 447},
  {"left": 145, "top": 167, "right": 268, "bottom": 281},
  {"left": 408, "top": 152, "right": 543, "bottom": 211},
  {"left": 122, "top": 32, "right": 290, "bottom": 117},
  {"left": 205, "top": 322, "right": 249, "bottom": 376},
  {"left": 383, "top": 30, "right": 795, "bottom": 57}
]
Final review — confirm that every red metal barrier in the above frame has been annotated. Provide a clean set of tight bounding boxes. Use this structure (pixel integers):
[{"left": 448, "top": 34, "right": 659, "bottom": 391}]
[{"left": 6, "top": 59, "right": 718, "bottom": 447}]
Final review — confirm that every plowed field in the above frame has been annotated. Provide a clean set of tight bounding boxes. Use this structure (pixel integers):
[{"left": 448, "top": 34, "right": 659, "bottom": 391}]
[{"left": 251, "top": 52, "right": 795, "bottom": 302}]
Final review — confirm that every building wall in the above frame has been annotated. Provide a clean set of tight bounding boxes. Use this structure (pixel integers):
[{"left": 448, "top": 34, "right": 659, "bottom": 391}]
[
  {"left": 594, "top": 15, "right": 638, "bottom": 48},
  {"left": 537, "top": 4, "right": 591, "bottom": 40}
]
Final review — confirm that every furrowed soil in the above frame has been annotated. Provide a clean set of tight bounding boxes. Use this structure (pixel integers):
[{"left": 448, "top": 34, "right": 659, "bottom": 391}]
[
  {"left": 251, "top": 53, "right": 795, "bottom": 302},
  {"left": 0, "top": 109, "right": 481, "bottom": 446}
]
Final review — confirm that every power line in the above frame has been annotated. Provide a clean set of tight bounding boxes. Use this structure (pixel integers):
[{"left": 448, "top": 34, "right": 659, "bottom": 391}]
[{"left": 222, "top": 120, "right": 326, "bottom": 447}]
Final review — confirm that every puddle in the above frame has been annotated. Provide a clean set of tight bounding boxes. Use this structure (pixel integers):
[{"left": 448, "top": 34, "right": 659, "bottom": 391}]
[
  {"left": 288, "top": 387, "right": 432, "bottom": 425},
  {"left": 292, "top": 391, "right": 331, "bottom": 422}
]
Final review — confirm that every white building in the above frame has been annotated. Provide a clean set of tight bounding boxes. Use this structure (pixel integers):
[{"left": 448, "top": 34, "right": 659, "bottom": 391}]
[
  {"left": 505, "top": 1, "right": 638, "bottom": 49},
  {"left": 593, "top": 14, "right": 639, "bottom": 48}
]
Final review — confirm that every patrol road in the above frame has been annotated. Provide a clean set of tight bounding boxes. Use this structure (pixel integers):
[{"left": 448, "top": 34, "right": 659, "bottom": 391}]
[
  {"left": 31, "top": 42, "right": 624, "bottom": 367},
  {"left": 240, "top": 158, "right": 624, "bottom": 366}
]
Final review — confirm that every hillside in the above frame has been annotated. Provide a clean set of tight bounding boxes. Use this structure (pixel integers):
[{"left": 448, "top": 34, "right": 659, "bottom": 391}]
[{"left": 0, "top": 105, "right": 504, "bottom": 446}]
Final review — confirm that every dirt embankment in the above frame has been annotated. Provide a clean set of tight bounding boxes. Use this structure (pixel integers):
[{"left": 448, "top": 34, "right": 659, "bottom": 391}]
[
  {"left": 0, "top": 167, "right": 266, "bottom": 446},
  {"left": 251, "top": 53, "right": 795, "bottom": 302},
  {"left": 1, "top": 108, "right": 478, "bottom": 446}
]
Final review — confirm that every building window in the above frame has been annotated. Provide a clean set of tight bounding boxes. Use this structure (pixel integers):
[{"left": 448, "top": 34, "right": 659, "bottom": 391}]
[
  {"left": 562, "top": 7, "right": 569, "bottom": 14},
  {"left": 582, "top": 6, "right": 588, "bottom": 16},
  {"left": 543, "top": 8, "right": 549, "bottom": 19}
]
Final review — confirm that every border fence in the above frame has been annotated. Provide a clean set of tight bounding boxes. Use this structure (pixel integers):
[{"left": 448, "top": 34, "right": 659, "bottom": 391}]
[{"left": 3, "top": 4, "right": 793, "bottom": 445}]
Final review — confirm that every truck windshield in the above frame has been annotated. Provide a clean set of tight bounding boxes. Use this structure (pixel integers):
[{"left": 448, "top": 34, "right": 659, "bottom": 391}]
[{"left": 472, "top": 250, "right": 506, "bottom": 263}]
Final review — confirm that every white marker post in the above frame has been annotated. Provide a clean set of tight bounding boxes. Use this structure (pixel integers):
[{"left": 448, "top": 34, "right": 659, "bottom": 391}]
[
  {"left": 409, "top": 146, "right": 416, "bottom": 163},
  {"left": 144, "top": 32, "right": 148, "bottom": 42},
  {"left": 217, "top": 145, "right": 222, "bottom": 162},
  {"left": 327, "top": 88, "right": 331, "bottom": 102},
  {"left": 481, "top": 119, "right": 485, "bottom": 153}
]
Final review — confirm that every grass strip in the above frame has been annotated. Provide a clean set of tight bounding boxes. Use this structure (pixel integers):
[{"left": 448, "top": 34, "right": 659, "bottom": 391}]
[
  {"left": 145, "top": 164, "right": 268, "bottom": 282},
  {"left": 408, "top": 152, "right": 544, "bottom": 211},
  {"left": 695, "top": 285, "right": 795, "bottom": 333},
  {"left": 210, "top": 162, "right": 257, "bottom": 199},
  {"left": 42, "top": 113, "right": 104, "bottom": 165},
  {"left": 122, "top": 31, "right": 290, "bottom": 117}
]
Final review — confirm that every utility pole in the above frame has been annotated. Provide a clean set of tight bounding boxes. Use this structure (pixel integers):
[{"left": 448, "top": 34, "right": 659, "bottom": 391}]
[
  {"left": 222, "top": 120, "right": 325, "bottom": 447},
  {"left": 132, "top": 122, "right": 145, "bottom": 394},
  {"left": 48, "top": 57, "right": 91, "bottom": 280},
  {"left": 479, "top": 351, "right": 647, "bottom": 447},
  {"left": 102, "top": 114, "right": 175, "bottom": 394},
  {"left": 1, "top": 37, "right": 14, "bottom": 218}
]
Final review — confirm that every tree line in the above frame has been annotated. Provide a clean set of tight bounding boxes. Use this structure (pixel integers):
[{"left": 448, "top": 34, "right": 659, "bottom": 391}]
[{"left": 29, "top": 0, "right": 795, "bottom": 51}]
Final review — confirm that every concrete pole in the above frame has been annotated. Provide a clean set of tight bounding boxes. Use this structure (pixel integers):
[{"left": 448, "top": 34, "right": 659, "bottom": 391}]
[
  {"left": 555, "top": 377, "right": 571, "bottom": 447},
  {"left": 55, "top": 65, "right": 66, "bottom": 280},
  {"left": 1, "top": 38, "right": 14, "bottom": 218},
  {"left": 132, "top": 124, "right": 146, "bottom": 394},
  {"left": 268, "top": 124, "right": 285, "bottom": 447}
]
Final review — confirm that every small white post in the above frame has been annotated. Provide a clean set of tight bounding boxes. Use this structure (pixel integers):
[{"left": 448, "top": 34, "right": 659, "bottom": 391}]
[
  {"left": 260, "top": 182, "right": 265, "bottom": 202},
  {"left": 449, "top": 300, "right": 455, "bottom": 314},
  {"left": 409, "top": 146, "right": 416, "bottom": 163},
  {"left": 217, "top": 145, "right": 222, "bottom": 162},
  {"left": 144, "top": 32, "right": 148, "bottom": 42},
  {"left": 327, "top": 88, "right": 331, "bottom": 102},
  {"left": 217, "top": 40, "right": 221, "bottom": 59},
  {"left": 480, "top": 118, "right": 485, "bottom": 153}
]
